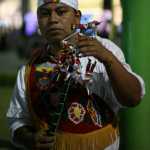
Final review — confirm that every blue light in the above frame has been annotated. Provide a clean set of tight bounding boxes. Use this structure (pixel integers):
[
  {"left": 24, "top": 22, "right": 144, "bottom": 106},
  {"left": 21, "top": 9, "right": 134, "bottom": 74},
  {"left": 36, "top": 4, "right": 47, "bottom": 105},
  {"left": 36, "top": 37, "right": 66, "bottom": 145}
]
[{"left": 80, "top": 14, "right": 93, "bottom": 24}]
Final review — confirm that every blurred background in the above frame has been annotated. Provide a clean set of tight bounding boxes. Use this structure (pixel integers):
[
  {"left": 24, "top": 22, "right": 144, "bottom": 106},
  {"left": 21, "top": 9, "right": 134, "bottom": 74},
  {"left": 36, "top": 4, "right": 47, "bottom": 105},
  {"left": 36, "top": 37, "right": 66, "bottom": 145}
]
[{"left": 0, "top": 0, "right": 149, "bottom": 149}]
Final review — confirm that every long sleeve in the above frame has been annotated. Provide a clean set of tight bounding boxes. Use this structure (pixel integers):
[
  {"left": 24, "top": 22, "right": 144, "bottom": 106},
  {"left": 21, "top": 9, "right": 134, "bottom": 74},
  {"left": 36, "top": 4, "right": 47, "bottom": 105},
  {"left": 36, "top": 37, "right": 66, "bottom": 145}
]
[
  {"left": 6, "top": 65, "right": 32, "bottom": 139},
  {"left": 79, "top": 37, "right": 145, "bottom": 113}
]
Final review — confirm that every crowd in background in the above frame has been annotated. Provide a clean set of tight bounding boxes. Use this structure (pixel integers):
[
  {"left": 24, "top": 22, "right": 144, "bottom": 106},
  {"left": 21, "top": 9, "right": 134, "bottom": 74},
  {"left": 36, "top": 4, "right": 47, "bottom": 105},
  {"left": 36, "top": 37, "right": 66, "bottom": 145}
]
[{"left": 0, "top": 14, "right": 122, "bottom": 60}]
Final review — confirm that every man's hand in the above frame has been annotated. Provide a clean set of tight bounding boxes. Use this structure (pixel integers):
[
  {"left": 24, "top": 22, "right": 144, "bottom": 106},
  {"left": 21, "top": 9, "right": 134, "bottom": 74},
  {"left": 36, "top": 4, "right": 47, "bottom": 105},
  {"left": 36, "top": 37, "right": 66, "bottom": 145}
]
[
  {"left": 77, "top": 34, "right": 113, "bottom": 63},
  {"left": 33, "top": 131, "right": 55, "bottom": 150},
  {"left": 14, "top": 126, "right": 55, "bottom": 150}
]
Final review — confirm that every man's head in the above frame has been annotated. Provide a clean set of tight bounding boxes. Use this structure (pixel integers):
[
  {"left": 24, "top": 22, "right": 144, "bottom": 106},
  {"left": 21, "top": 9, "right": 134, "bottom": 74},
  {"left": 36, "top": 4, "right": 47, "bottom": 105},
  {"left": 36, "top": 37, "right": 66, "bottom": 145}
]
[{"left": 37, "top": 0, "right": 81, "bottom": 44}]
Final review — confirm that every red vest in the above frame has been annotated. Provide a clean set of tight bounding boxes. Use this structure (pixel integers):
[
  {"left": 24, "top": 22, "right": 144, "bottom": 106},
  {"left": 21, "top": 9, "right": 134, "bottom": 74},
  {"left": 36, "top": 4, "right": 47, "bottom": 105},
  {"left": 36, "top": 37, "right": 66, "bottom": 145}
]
[{"left": 26, "top": 62, "right": 117, "bottom": 134}]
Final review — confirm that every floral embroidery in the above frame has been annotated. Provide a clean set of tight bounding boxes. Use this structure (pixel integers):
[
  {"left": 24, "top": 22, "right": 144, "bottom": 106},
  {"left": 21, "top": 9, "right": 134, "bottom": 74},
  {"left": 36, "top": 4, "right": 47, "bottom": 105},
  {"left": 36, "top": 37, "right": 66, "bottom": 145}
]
[{"left": 68, "top": 102, "right": 86, "bottom": 124}]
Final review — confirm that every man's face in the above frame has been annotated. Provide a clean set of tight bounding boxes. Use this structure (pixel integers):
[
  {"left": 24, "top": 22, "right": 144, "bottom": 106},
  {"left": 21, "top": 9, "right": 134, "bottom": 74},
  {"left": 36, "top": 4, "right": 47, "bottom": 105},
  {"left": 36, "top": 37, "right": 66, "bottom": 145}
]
[{"left": 37, "top": 2, "right": 80, "bottom": 44}]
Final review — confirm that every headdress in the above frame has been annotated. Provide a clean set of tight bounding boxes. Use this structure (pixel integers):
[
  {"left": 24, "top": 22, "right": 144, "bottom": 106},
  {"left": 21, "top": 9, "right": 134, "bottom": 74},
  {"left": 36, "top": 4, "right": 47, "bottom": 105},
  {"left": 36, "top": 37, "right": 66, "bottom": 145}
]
[{"left": 38, "top": 0, "right": 78, "bottom": 10}]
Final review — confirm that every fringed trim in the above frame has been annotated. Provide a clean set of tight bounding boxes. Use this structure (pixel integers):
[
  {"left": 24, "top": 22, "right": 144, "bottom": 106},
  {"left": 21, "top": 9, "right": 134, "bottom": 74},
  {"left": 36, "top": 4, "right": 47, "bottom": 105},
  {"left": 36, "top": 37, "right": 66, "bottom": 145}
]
[
  {"left": 54, "top": 124, "right": 119, "bottom": 150},
  {"left": 25, "top": 64, "right": 49, "bottom": 131}
]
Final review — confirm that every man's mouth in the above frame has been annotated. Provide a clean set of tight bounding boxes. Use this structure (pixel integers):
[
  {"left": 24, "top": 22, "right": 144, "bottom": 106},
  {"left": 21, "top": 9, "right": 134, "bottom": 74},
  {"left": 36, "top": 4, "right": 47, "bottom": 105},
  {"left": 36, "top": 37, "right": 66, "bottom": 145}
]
[{"left": 47, "top": 27, "right": 63, "bottom": 32}]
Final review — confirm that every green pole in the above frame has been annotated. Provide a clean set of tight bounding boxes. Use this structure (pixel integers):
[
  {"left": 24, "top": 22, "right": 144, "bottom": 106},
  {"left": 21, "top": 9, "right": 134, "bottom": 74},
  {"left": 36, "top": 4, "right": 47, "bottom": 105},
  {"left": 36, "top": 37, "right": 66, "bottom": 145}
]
[{"left": 120, "top": 0, "right": 150, "bottom": 149}]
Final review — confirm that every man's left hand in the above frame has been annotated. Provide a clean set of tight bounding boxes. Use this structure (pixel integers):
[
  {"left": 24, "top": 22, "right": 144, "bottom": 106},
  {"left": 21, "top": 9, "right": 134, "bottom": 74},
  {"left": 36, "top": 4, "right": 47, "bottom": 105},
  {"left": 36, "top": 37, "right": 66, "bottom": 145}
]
[{"left": 77, "top": 34, "right": 113, "bottom": 63}]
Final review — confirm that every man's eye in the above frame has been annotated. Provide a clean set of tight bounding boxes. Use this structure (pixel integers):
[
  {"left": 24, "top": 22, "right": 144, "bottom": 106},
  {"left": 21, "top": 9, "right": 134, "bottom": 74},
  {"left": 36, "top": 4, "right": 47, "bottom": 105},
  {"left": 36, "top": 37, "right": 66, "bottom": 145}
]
[
  {"left": 39, "top": 10, "right": 50, "bottom": 16},
  {"left": 57, "top": 9, "right": 67, "bottom": 16}
]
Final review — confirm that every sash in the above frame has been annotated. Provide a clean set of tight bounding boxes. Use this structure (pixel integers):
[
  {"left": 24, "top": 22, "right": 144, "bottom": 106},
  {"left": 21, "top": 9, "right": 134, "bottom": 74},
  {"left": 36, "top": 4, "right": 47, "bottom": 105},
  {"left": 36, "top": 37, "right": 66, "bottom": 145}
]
[{"left": 25, "top": 63, "right": 72, "bottom": 135}]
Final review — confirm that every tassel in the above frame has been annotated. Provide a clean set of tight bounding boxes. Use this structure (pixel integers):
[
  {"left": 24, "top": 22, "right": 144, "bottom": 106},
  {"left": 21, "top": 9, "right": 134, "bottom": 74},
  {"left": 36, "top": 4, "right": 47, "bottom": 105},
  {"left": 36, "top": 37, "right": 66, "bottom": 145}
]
[{"left": 54, "top": 124, "right": 119, "bottom": 150}]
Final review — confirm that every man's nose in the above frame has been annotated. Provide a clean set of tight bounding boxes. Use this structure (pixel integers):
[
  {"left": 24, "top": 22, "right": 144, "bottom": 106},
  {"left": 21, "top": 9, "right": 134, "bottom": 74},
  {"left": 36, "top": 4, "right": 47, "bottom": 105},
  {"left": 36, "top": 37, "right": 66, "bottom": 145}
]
[{"left": 48, "top": 11, "right": 59, "bottom": 24}]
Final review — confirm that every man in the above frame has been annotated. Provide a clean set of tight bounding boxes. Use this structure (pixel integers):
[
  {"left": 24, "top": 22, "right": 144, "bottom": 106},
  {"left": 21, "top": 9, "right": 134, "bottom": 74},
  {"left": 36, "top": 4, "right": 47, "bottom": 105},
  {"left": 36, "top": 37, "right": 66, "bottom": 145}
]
[{"left": 7, "top": 0, "right": 145, "bottom": 150}]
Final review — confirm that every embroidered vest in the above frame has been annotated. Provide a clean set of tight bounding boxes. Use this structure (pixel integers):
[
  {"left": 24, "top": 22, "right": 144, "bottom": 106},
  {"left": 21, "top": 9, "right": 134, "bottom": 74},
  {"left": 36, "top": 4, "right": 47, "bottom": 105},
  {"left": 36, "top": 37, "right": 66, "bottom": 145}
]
[{"left": 25, "top": 61, "right": 117, "bottom": 134}]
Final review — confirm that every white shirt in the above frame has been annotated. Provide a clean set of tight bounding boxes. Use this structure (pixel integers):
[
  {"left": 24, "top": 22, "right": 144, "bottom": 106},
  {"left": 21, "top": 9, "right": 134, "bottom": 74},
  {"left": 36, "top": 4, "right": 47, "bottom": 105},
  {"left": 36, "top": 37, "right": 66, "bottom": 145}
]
[{"left": 6, "top": 37, "right": 145, "bottom": 149}]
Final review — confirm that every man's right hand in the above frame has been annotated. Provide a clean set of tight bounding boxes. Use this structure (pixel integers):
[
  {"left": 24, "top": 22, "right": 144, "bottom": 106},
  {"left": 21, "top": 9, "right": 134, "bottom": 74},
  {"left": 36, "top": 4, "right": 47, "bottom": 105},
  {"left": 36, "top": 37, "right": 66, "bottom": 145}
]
[
  {"left": 13, "top": 126, "right": 55, "bottom": 150},
  {"left": 33, "top": 131, "right": 56, "bottom": 150}
]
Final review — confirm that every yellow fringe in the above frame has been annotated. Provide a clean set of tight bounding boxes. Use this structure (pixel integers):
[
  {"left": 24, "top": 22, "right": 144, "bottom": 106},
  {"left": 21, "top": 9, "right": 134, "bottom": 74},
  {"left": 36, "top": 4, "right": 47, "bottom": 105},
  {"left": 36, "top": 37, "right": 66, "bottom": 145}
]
[{"left": 54, "top": 124, "right": 119, "bottom": 150}]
